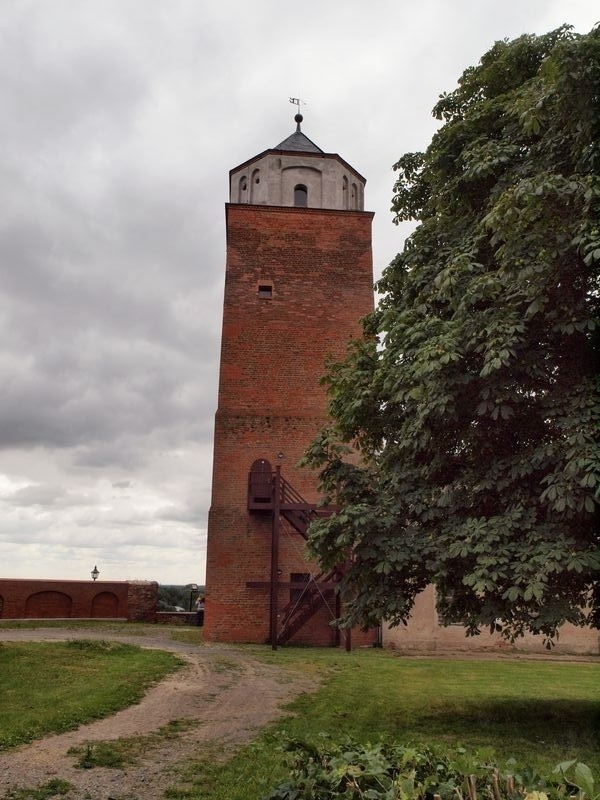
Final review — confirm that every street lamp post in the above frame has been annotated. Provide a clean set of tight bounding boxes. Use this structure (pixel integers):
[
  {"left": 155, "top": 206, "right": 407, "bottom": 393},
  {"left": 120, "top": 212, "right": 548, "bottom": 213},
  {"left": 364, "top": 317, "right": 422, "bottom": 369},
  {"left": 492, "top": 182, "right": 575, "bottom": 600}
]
[
  {"left": 186, "top": 583, "right": 198, "bottom": 612},
  {"left": 91, "top": 565, "right": 99, "bottom": 581}
]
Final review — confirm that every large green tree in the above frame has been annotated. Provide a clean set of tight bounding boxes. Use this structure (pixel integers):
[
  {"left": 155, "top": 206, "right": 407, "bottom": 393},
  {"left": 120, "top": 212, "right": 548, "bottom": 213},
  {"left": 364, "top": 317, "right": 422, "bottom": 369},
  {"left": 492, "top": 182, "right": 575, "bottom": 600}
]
[{"left": 306, "top": 25, "right": 600, "bottom": 642}]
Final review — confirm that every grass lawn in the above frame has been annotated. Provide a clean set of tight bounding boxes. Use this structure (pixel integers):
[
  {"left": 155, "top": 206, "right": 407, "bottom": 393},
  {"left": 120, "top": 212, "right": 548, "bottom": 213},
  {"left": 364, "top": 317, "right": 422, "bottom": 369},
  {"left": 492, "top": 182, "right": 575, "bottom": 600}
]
[
  {"left": 0, "top": 624, "right": 598, "bottom": 800},
  {"left": 0, "top": 638, "right": 183, "bottom": 750},
  {"left": 168, "top": 647, "right": 600, "bottom": 800}
]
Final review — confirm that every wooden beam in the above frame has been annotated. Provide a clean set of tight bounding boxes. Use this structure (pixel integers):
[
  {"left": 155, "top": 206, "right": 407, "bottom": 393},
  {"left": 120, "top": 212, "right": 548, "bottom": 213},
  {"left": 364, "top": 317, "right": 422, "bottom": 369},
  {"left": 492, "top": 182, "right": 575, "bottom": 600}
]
[
  {"left": 269, "top": 466, "right": 281, "bottom": 650},
  {"left": 247, "top": 581, "right": 336, "bottom": 590}
]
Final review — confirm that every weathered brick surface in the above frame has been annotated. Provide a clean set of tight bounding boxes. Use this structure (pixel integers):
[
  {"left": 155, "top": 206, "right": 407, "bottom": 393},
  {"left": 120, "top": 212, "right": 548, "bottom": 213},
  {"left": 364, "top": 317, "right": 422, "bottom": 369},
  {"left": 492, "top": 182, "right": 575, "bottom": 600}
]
[
  {"left": 218, "top": 205, "right": 374, "bottom": 417},
  {"left": 0, "top": 578, "right": 157, "bottom": 621},
  {"left": 127, "top": 581, "right": 159, "bottom": 621},
  {"left": 205, "top": 204, "right": 377, "bottom": 645}
]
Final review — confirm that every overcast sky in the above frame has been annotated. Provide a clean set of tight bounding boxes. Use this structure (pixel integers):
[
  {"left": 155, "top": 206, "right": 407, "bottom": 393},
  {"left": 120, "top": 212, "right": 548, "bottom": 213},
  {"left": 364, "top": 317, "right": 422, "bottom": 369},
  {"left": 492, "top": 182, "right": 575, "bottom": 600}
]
[{"left": 0, "top": 1, "right": 596, "bottom": 587}]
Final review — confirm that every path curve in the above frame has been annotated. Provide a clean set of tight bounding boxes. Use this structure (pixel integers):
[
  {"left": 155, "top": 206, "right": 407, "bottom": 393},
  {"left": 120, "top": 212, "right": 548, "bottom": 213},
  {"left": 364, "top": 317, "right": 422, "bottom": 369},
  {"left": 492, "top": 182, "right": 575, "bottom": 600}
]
[{"left": 0, "top": 628, "right": 316, "bottom": 800}]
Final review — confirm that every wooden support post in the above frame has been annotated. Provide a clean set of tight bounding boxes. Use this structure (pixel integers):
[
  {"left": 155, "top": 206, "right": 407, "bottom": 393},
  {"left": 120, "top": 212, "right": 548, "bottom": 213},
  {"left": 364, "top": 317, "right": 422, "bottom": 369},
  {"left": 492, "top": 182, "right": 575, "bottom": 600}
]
[{"left": 269, "top": 466, "right": 282, "bottom": 650}]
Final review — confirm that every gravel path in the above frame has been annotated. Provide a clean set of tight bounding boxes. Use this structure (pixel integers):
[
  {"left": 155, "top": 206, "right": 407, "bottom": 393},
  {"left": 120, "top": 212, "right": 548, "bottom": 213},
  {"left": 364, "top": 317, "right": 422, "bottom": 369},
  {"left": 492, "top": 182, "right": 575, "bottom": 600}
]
[{"left": 0, "top": 628, "right": 316, "bottom": 800}]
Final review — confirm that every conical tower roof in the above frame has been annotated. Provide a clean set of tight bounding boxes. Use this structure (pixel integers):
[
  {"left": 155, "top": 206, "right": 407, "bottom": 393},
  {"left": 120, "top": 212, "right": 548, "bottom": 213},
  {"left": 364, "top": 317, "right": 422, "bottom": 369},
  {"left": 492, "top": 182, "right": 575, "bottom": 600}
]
[{"left": 274, "top": 114, "right": 323, "bottom": 153}]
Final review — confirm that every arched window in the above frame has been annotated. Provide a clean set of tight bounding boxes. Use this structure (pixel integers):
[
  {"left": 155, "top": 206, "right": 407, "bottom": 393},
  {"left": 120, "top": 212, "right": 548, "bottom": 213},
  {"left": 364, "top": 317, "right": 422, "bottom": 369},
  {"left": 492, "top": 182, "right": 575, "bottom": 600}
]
[
  {"left": 351, "top": 183, "right": 358, "bottom": 209},
  {"left": 342, "top": 175, "right": 349, "bottom": 209},
  {"left": 294, "top": 184, "right": 308, "bottom": 207}
]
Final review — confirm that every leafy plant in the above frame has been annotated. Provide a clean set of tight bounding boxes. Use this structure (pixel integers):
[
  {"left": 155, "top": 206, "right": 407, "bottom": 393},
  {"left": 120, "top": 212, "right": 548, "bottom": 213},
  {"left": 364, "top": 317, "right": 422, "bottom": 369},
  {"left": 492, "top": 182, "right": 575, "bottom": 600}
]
[
  {"left": 554, "top": 760, "right": 599, "bottom": 800},
  {"left": 263, "top": 740, "right": 600, "bottom": 800}
]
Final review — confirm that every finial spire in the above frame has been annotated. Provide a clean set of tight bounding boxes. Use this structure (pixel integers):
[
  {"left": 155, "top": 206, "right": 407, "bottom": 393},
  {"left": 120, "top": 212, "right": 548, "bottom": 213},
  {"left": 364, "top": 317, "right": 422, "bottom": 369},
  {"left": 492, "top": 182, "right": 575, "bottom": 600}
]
[{"left": 289, "top": 97, "right": 306, "bottom": 131}]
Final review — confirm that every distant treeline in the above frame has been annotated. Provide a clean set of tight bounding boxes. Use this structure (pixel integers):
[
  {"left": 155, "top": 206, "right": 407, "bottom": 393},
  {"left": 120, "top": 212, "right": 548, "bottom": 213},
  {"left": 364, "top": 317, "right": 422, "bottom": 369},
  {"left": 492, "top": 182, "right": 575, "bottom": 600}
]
[{"left": 158, "top": 584, "right": 205, "bottom": 612}]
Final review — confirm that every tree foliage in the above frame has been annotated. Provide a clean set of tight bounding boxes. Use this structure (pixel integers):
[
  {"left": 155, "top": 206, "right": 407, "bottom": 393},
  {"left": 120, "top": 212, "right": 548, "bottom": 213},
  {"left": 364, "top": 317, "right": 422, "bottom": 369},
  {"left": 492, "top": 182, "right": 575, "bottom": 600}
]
[{"left": 305, "top": 25, "right": 600, "bottom": 642}]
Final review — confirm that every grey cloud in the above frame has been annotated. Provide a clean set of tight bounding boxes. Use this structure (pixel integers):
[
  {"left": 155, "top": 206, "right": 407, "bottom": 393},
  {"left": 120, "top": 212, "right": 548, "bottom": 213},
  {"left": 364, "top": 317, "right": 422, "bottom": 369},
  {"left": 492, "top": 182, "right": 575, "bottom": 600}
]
[
  {"left": 2, "top": 484, "right": 67, "bottom": 507},
  {"left": 0, "top": 339, "right": 216, "bottom": 453},
  {"left": 154, "top": 502, "right": 204, "bottom": 524},
  {"left": 0, "top": 8, "right": 148, "bottom": 153},
  {"left": 0, "top": 0, "right": 595, "bottom": 585}
]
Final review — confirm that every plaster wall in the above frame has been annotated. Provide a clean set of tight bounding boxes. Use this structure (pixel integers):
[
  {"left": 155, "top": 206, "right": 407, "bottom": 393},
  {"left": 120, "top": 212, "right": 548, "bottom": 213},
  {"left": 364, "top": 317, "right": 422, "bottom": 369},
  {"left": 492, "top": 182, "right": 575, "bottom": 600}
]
[
  {"left": 230, "top": 151, "right": 364, "bottom": 210},
  {"left": 383, "top": 584, "right": 600, "bottom": 655}
]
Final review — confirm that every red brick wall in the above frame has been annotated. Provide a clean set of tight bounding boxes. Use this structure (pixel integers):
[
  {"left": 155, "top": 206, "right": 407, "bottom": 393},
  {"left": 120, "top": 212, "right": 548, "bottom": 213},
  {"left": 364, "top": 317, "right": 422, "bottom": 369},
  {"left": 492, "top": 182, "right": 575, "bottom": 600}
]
[
  {"left": 127, "top": 581, "right": 159, "bottom": 621},
  {"left": 205, "top": 204, "right": 376, "bottom": 646},
  {"left": 217, "top": 205, "right": 374, "bottom": 418},
  {"left": 0, "top": 579, "right": 157, "bottom": 622}
]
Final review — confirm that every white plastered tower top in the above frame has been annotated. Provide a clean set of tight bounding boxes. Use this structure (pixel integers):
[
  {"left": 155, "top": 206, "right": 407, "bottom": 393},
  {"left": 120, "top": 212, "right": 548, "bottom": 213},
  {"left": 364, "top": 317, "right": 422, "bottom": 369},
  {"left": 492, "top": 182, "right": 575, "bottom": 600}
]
[{"left": 229, "top": 114, "right": 366, "bottom": 211}]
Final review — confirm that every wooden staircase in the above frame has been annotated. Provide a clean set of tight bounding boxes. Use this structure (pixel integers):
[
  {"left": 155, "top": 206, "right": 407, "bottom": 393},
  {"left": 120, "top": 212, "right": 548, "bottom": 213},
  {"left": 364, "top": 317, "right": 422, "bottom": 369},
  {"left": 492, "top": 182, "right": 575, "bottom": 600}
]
[
  {"left": 277, "top": 565, "right": 340, "bottom": 645},
  {"left": 247, "top": 459, "right": 341, "bottom": 647},
  {"left": 278, "top": 474, "right": 330, "bottom": 538}
]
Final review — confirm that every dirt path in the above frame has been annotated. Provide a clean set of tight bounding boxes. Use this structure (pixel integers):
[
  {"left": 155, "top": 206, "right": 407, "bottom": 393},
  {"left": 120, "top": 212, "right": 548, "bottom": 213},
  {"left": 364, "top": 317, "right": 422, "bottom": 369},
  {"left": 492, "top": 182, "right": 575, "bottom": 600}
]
[{"left": 0, "top": 628, "right": 316, "bottom": 800}]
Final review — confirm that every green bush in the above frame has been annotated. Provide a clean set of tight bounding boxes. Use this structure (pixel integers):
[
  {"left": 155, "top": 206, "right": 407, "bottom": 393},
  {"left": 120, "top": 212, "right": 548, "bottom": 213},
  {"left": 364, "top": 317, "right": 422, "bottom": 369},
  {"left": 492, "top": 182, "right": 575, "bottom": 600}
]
[{"left": 264, "top": 739, "right": 598, "bottom": 800}]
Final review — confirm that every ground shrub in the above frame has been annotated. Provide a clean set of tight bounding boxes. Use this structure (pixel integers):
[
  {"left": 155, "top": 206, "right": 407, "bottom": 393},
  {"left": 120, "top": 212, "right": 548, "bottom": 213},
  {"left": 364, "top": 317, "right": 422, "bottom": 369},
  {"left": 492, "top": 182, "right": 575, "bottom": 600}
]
[{"left": 264, "top": 739, "right": 599, "bottom": 800}]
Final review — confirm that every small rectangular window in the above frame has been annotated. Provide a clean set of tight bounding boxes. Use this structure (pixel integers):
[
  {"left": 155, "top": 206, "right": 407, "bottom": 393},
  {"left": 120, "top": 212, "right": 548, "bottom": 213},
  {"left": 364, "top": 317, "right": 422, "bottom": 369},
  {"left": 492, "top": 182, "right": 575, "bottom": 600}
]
[{"left": 258, "top": 283, "right": 273, "bottom": 299}]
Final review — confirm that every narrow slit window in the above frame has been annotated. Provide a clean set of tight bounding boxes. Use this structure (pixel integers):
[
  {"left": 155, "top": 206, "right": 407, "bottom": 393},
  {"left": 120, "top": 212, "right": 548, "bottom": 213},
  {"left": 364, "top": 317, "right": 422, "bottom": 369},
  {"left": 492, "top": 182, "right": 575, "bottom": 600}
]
[{"left": 258, "top": 283, "right": 273, "bottom": 298}]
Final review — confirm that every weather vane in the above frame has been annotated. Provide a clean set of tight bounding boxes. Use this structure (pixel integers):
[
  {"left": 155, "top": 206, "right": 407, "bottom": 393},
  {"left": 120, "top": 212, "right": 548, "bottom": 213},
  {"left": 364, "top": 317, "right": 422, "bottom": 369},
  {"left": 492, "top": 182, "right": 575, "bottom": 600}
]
[{"left": 289, "top": 98, "right": 306, "bottom": 131}]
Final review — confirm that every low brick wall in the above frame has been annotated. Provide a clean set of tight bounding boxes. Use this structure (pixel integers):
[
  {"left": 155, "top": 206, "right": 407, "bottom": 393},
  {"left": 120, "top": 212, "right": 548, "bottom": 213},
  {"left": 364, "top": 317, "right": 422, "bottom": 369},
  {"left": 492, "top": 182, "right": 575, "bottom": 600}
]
[
  {"left": 155, "top": 611, "right": 198, "bottom": 626},
  {"left": 127, "top": 581, "right": 159, "bottom": 622},
  {"left": 0, "top": 578, "right": 157, "bottom": 622}
]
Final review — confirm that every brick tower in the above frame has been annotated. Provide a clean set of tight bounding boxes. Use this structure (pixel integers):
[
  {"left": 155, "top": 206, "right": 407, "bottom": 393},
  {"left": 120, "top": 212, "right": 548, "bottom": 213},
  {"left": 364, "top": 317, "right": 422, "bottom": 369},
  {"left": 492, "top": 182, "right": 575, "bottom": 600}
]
[{"left": 204, "top": 113, "right": 375, "bottom": 646}]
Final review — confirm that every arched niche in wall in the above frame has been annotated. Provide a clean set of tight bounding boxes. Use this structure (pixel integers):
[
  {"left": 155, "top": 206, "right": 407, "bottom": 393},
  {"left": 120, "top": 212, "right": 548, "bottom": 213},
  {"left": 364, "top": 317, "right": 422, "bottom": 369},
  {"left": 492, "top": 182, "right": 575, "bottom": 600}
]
[
  {"left": 248, "top": 459, "right": 273, "bottom": 507},
  {"left": 281, "top": 165, "right": 322, "bottom": 207},
  {"left": 92, "top": 591, "right": 119, "bottom": 618},
  {"left": 25, "top": 590, "right": 72, "bottom": 619}
]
